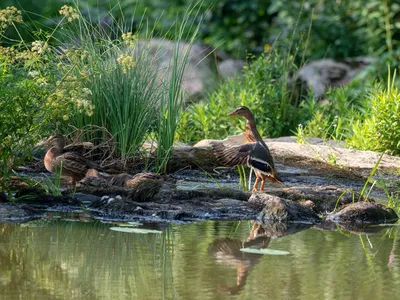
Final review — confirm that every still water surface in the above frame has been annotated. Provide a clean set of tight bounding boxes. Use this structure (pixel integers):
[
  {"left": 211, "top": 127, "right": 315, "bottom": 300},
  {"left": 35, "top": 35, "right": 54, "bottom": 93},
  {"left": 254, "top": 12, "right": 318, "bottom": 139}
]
[{"left": 0, "top": 214, "right": 399, "bottom": 300}]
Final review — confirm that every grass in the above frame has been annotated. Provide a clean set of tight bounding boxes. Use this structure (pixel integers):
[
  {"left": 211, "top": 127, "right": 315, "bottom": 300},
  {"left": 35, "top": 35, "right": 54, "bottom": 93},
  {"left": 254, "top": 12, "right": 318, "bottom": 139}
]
[
  {"left": 53, "top": 3, "right": 203, "bottom": 173},
  {"left": 155, "top": 5, "right": 203, "bottom": 173}
]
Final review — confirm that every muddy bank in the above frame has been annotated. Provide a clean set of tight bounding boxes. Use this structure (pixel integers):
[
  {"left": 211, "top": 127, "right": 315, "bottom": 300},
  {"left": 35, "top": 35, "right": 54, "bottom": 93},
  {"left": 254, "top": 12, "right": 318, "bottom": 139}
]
[
  {"left": 3, "top": 174, "right": 397, "bottom": 226},
  {"left": 5, "top": 135, "right": 399, "bottom": 225}
]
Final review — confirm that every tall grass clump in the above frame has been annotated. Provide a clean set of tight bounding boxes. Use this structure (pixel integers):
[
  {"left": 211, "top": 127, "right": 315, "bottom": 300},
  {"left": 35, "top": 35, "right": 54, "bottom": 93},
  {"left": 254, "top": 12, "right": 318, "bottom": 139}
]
[
  {"left": 155, "top": 6, "right": 202, "bottom": 172},
  {"left": 0, "top": 2, "right": 204, "bottom": 187},
  {"left": 54, "top": 3, "right": 203, "bottom": 171}
]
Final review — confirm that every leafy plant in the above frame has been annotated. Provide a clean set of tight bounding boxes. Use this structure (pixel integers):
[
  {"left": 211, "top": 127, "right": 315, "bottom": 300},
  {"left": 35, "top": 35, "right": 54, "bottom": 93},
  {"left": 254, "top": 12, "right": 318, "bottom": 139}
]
[
  {"left": 347, "top": 72, "right": 400, "bottom": 155},
  {"left": 177, "top": 48, "right": 311, "bottom": 144}
]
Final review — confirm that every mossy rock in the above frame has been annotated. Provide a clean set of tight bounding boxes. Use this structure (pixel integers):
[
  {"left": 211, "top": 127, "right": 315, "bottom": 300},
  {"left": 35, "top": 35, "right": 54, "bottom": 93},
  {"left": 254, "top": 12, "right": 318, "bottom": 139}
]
[{"left": 326, "top": 202, "right": 398, "bottom": 224}]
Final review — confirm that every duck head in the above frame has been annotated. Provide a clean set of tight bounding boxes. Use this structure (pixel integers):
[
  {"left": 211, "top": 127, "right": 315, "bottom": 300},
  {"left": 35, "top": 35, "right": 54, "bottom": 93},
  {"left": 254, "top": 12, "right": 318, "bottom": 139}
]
[
  {"left": 39, "top": 134, "right": 65, "bottom": 150},
  {"left": 227, "top": 106, "right": 254, "bottom": 120}
]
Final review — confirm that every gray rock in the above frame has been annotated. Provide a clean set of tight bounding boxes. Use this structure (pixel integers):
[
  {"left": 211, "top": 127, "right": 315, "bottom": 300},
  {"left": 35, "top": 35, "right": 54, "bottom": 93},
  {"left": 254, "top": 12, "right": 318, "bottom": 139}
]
[
  {"left": 134, "top": 39, "right": 218, "bottom": 103},
  {"left": 326, "top": 202, "right": 398, "bottom": 224},
  {"left": 249, "top": 193, "right": 321, "bottom": 224},
  {"left": 0, "top": 203, "right": 42, "bottom": 222},
  {"left": 218, "top": 59, "right": 245, "bottom": 79},
  {"left": 292, "top": 57, "right": 375, "bottom": 98},
  {"left": 73, "top": 193, "right": 101, "bottom": 206}
]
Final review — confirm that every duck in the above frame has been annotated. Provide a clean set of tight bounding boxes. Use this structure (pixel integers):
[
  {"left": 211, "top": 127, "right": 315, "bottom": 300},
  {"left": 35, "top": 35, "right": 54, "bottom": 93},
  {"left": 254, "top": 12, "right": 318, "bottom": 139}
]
[
  {"left": 41, "top": 134, "right": 97, "bottom": 184},
  {"left": 213, "top": 106, "right": 284, "bottom": 192}
]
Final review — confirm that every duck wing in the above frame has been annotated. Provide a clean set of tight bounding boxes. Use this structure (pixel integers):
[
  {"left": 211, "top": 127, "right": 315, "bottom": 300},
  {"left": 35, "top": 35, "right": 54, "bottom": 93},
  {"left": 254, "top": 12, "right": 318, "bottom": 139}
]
[
  {"left": 213, "top": 142, "right": 276, "bottom": 174},
  {"left": 55, "top": 152, "right": 91, "bottom": 175},
  {"left": 64, "top": 142, "right": 94, "bottom": 155},
  {"left": 213, "top": 142, "right": 253, "bottom": 166}
]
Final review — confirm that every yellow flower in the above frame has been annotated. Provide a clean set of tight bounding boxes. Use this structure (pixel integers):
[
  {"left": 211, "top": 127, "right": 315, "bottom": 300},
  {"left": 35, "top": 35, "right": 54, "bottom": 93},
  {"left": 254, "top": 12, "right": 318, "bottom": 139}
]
[
  {"left": 59, "top": 5, "right": 79, "bottom": 22},
  {"left": 0, "top": 6, "right": 23, "bottom": 29},
  {"left": 263, "top": 43, "right": 271, "bottom": 52},
  {"left": 31, "top": 41, "right": 48, "bottom": 54},
  {"left": 117, "top": 53, "right": 136, "bottom": 74},
  {"left": 121, "top": 32, "right": 137, "bottom": 48}
]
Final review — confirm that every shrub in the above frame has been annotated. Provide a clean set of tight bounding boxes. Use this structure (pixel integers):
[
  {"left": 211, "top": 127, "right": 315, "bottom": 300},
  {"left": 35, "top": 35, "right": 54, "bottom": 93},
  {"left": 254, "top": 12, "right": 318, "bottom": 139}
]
[
  {"left": 346, "top": 79, "right": 400, "bottom": 155},
  {"left": 177, "top": 49, "right": 312, "bottom": 143},
  {"left": 298, "top": 72, "right": 400, "bottom": 156},
  {"left": 299, "top": 80, "right": 371, "bottom": 141}
]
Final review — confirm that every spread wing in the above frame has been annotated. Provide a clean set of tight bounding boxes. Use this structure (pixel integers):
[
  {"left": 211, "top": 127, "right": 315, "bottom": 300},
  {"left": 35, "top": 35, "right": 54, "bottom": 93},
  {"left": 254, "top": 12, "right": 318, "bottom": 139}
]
[
  {"left": 213, "top": 142, "right": 254, "bottom": 166},
  {"left": 213, "top": 142, "right": 275, "bottom": 174}
]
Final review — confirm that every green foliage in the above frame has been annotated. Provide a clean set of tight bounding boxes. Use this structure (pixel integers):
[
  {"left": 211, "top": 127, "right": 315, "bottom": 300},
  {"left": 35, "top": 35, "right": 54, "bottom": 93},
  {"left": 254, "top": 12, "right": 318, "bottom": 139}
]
[
  {"left": 0, "top": 3, "right": 201, "bottom": 179},
  {"left": 0, "top": 62, "right": 46, "bottom": 179},
  {"left": 300, "top": 81, "right": 370, "bottom": 142},
  {"left": 0, "top": 5, "right": 98, "bottom": 185},
  {"left": 270, "top": 0, "right": 400, "bottom": 61},
  {"left": 54, "top": 4, "right": 202, "bottom": 171},
  {"left": 177, "top": 49, "right": 311, "bottom": 143},
  {"left": 346, "top": 79, "right": 400, "bottom": 155},
  {"left": 299, "top": 72, "right": 400, "bottom": 155},
  {"left": 3, "top": 0, "right": 400, "bottom": 65}
]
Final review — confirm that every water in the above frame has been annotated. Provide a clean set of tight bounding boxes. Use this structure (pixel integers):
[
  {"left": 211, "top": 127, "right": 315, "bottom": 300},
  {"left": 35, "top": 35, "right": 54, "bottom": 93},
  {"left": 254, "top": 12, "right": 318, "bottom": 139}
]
[{"left": 1, "top": 214, "right": 399, "bottom": 300}]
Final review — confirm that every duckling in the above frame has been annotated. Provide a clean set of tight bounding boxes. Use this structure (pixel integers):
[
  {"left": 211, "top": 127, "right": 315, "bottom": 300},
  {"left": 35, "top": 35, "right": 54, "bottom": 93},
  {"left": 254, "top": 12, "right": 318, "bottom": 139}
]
[{"left": 213, "top": 106, "right": 284, "bottom": 192}]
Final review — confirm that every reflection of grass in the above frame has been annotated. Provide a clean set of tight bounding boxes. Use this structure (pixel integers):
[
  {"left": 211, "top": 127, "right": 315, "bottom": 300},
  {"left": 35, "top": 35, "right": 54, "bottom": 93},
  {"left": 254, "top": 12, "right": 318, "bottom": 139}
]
[{"left": 359, "top": 234, "right": 376, "bottom": 277}]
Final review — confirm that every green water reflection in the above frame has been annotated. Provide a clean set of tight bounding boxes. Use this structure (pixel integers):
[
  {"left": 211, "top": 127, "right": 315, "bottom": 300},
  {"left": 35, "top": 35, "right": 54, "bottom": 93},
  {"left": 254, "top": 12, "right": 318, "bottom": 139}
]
[{"left": 0, "top": 216, "right": 399, "bottom": 300}]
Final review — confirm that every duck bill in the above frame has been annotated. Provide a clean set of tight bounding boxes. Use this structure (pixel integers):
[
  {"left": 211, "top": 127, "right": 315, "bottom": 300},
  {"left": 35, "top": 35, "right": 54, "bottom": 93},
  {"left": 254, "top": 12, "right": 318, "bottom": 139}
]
[
  {"left": 227, "top": 110, "right": 238, "bottom": 116},
  {"left": 38, "top": 136, "right": 52, "bottom": 146}
]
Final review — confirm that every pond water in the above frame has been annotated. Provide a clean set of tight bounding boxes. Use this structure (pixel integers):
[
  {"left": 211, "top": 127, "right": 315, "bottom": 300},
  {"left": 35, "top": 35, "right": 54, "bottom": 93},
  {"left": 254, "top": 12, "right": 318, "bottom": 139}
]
[{"left": 1, "top": 214, "right": 399, "bottom": 300}]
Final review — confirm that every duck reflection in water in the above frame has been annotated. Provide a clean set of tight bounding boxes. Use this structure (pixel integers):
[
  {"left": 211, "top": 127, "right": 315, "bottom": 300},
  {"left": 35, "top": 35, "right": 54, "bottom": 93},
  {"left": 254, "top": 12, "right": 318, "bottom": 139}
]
[{"left": 208, "top": 221, "right": 310, "bottom": 295}]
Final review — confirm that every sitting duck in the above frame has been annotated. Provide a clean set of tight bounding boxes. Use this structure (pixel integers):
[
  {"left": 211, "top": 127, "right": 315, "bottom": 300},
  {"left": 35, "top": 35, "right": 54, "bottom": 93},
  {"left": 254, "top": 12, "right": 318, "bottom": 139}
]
[
  {"left": 41, "top": 134, "right": 97, "bottom": 184},
  {"left": 213, "top": 106, "right": 284, "bottom": 192}
]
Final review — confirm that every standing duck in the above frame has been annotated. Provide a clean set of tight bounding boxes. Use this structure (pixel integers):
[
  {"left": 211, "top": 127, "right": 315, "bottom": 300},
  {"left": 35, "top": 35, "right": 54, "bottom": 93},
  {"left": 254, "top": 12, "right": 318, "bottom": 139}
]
[
  {"left": 213, "top": 106, "right": 284, "bottom": 192},
  {"left": 41, "top": 134, "right": 97, "bottom": 184}
]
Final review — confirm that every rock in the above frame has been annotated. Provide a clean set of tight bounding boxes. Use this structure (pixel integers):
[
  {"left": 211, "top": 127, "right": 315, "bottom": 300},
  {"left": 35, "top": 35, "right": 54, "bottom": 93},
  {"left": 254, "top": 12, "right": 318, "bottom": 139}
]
[
  {"left": 326, "top": 202, "right": 398, "bottom": 224},
  {"left": 249, "top": 193, "right": 321, "bottom": 223},
  {"left": 292, "top": 57, "right": 375, "bottom": 98},
  {"left": 89, "top": 187, "right": 256, "bottom": 221},
  {"left": 0, "top": 203, "right": 42, "bottom": 222},
  {"left": 218, "top": 59, "right": 245, "bottom": 79},
  {"left": 191, "top": 136, "right": 400, "bottom": 178},
  {"left": 0, "top": 192, "right": 8, "bottom": 203},
  {"left": 135, "top": 39, "right": 218, "bottom": 104},
  {"left": 313, "top": 221, "right": 386, "bottom": 235},
  {"left": 260, "top": 186, "right": 369, "bottom": 214},
  {"left": 15, "top": 188, "right": 81, "bottom": 207},
  {"left": 73, "top": 193, "right": 101, "bottom": 206},
  {"left": 167, "top": 146, "right": 219, "bottom": 172}
]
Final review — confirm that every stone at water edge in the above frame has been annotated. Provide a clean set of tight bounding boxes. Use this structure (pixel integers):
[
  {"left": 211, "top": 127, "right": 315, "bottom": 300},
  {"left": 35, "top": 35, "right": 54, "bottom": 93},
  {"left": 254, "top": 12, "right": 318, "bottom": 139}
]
[
  {"left": 249, "top": 193, "right": 321, "bottom": 224},
  {"left": 0, "top": 203, "right": 43, "bottom": 221},
  {"left": 326, "top": 202, "right": 398, "bottom": 224}
]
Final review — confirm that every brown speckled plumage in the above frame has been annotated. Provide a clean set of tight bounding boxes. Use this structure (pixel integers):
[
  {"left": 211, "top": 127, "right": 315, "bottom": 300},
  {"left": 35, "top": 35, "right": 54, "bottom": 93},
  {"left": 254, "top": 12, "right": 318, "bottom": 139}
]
[{"left": 42, "top": 134, "right": 97, "bottom": 184}]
